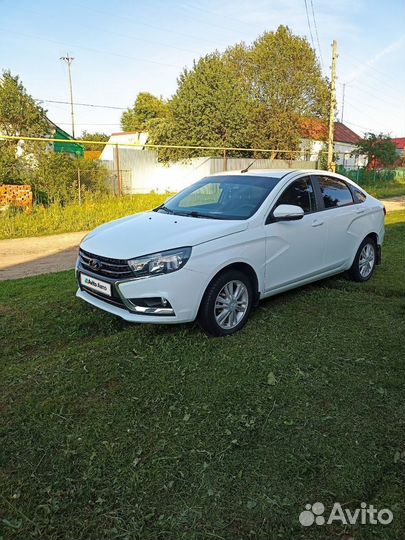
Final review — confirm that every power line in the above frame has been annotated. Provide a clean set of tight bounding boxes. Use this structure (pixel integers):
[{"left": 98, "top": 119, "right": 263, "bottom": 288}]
[
  {"left": 35, "top": 99, "right": 127, "bottom": 110},
  {"left": 343, "top": 52, "right": 403, "bottom": 93},
  {"left": 69, "top": 1, "right": 231, "bottom": 49},
  {"left": 303, "top": 0, "right": 316, "bottom": 51},
  {"left": 310, "top": 0, "right": 324, "bottom": 68},
  {"left": 0, "top": 28, "right": 183, "bottom": 69},
  {"left": 338, "top": 82, "right": 401, "bottom": 111},
  {"left": 56, "top": 122, "right": 121, "bottom": 126},
  {"left": 344, "top": 120, "right": 385, "bottom": 133}
]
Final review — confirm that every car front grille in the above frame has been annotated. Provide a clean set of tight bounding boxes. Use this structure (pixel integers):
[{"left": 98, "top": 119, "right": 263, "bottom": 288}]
[
  {"left": 79, "top": 248, "right": 133, "bottom": 279},
  {"left": 81, "top": 286, "right": 125, "bottom": 308}
]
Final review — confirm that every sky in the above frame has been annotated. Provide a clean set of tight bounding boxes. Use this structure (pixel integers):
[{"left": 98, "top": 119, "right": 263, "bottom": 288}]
[{"left": 1, "top": 0, "right": 404, "bottom": 138}]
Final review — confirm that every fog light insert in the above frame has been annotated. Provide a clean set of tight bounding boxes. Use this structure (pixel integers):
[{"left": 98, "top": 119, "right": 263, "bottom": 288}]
[{"left": 126, "top": 297, "right": 174, "bottom": 316}]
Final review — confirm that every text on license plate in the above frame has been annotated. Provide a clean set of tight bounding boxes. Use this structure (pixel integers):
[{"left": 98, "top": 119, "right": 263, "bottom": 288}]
[{"left": 80, "top": 273, "right": 112, "bottom": 296}]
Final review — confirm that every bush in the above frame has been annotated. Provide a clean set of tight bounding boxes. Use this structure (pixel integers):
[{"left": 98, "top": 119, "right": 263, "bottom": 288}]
[{"left": 32, "top": 152, "right": 109, "bottom": 204}]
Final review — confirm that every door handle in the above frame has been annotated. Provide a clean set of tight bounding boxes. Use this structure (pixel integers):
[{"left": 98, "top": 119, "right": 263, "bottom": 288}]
[
  {"left": 312, "top": 219, "right": 324, "bottom": 227},
  {"left": 355, "top": 207, "right": 365, "bottom": 214}
]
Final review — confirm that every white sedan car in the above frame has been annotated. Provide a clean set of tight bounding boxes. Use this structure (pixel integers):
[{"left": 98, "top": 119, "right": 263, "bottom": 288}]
[{"left": 76, "top": 169, "right": 385, "bottom": 336}]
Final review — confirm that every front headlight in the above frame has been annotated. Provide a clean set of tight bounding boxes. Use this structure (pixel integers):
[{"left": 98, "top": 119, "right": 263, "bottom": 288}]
[{"left": 127, "top": 247, "right": 192, "bottom": 278}]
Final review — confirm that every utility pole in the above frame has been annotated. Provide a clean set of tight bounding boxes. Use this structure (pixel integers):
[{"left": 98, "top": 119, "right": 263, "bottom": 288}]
[
  {"left": 60, "top": 54, "right": 81, "bottom": 203},
  {"left": 327, "top": 40, "right": 337, "bottom": 172},
  {"left": 60, "top": 53, "right": 75, "bottom": 138},
  {"left": 340, "top": 82, "right": 346, "bottom": 123}
]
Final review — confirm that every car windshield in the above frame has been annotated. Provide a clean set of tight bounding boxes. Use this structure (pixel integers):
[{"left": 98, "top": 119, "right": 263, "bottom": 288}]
[{"left": 155, "top": 175, "right": 281, "bottom": 220}]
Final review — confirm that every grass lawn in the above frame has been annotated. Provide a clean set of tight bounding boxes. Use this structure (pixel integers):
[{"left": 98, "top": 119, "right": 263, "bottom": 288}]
[
  {"left": 0, "top": 211, "right": 404, "bottom": 540},
  {"left": 0, "top": 194, "right": 172, "bottom": 240},
  {"left": 363, "top": 177, "right": 405, "bottom": 200}
]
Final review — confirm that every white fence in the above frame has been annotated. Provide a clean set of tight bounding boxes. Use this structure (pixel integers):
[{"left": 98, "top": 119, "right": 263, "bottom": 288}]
[{"left": 101, "top": 149, "right": 318, "bottom": 194}]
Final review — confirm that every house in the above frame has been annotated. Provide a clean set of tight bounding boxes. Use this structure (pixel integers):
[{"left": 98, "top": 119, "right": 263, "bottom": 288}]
[
  {"left": 99, "top": 132, "right": 148, "bottom": 161},
  {"left": 4, "top": 118, "right": 84, "bottom": 159},
  {"left": 47, "top": 119, "right": 84, "bottom": 158},
  {"left": 391, "top": 137, "right": 405, "bottom": 158},
  {"left": 299, "top": 119, "right": 367, "bottom": 169}
]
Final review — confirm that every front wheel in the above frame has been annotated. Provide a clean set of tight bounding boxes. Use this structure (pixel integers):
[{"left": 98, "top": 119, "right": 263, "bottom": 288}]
[
  {"left": 348, "top": 237, "right": 377, "bottom": 282},
  {"left": 198, "top": 270, "right": 253, "bottom": 336}
]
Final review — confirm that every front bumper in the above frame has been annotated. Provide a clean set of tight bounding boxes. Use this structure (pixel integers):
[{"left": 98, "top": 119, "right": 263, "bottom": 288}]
[{"left": 76, "top": 261, "right": 206, "bottom": 324}]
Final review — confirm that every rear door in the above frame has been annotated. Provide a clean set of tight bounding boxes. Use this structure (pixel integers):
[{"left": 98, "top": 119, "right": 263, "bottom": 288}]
[
  {"left": 311, "top": 174, "right": 357, "bottom": 269},
  {"left": 264, "top": 175, "right": 327, "bottom": 291}
]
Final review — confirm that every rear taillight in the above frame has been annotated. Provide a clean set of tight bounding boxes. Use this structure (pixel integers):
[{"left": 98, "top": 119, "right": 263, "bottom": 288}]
[{"left": 383, "top": 206, "right": 386, "bottom": 216}]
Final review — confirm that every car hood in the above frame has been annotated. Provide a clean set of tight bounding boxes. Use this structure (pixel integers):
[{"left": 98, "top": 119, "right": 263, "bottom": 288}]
[{"left": 81, "top": 211, "right": 248, "bottom": 259}]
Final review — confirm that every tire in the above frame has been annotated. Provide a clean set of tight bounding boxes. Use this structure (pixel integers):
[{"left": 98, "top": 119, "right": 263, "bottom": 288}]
[
  {"left": 198, "top": 269, "right": 253, "bottom": 336},
  {"left": 348, "top": 237, "right": 377, "bottom": 282}
]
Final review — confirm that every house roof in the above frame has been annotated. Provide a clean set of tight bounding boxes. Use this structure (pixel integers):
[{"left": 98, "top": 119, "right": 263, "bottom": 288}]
[
  {"left": 333, "top": 122, "right": 361, "bottom": 144},
  {"left": 299, "top": 118, "right": 361, "bottom": 145},
  {"left": 391, "top": 137, "right": 405, "bottom": 150}
]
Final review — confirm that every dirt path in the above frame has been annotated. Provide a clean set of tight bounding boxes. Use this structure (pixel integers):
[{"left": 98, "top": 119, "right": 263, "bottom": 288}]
[
  {"left": 381, "top": 196, "right": 405, "bottom": 213},
  {"left": 0, "top": 196, "right": 403, "bottom": 281},
  {"left": 0, "top": 231, "right": 88, "bottom": 281}
]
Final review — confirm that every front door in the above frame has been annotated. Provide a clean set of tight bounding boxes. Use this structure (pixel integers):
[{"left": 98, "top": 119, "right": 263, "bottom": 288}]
[{"left": 264, "top": 176, "right": 327, "bottom": 291}]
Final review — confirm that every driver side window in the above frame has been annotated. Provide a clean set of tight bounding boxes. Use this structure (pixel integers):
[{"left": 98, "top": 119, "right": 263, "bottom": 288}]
[{"left": 277, "top": 177, "right": 316, "bottom": 214}]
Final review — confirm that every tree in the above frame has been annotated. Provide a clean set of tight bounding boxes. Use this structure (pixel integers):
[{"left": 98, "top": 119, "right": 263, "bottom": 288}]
[
  {"left": 80, "top": 131, "right": 109, "bottom": 151},
  {"left": 121, "top": 92, "right": 168, "bottom": 132},
  {"left": 0, "top": 70, "right": 49, "bottom": 184},
  {"left": 149, "top": 52, "right": 254, "bottom": 162},
  {"left": 352, "top": 133, "right": 398, "bottom": 169},
  {"left": 247, "top": 26, "right": 329, "bottom": 158},
  {"left": 147, "top": 26, "right": 329, "bottom": 162}
]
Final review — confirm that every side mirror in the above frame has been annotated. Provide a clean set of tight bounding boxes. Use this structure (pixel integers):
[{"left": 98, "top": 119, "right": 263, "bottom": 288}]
[{"left": 273, "top": 204, "right": 304, "bottom": 221}]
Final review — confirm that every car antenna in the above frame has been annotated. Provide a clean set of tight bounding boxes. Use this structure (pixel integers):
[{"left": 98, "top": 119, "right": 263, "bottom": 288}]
[{"left": 241, "top": 160, "right": 256, "bottom": 173}]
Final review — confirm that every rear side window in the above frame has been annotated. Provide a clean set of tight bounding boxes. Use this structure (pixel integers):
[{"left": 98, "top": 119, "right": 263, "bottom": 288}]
[
  {"left": 317, "top": 176, "right": 354, "bottom": 208},
  {"left": 277, "top": 177, "right": 316, "bottom": 213},
  {"left": 353, "top": 187, "right": 367, "bottom": 203}
]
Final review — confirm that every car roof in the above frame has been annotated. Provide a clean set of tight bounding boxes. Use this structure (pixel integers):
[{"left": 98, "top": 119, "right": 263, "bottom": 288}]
[
  {"left": 210, "top": 169, "right": 356, "bottom": 181},
  {"left": 210, "top": 169, "right": 297, "bottom": 178}
]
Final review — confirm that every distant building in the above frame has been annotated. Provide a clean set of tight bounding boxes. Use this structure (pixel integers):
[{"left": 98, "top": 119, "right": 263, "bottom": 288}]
[
  {"left": 47, "top": 119, "right": 84, "bottom": 158},
  {"left": 299, "top": 119, "right": 367, "bottom": 169},
  {"left": 2, "top": 117, "right": 84, "bottom": 159},
  {"left": 391, "top": 137, "right": 405, "bottom": 158},
  {"left": 99, "top": 132, "right": 148, "bottom": 161}
]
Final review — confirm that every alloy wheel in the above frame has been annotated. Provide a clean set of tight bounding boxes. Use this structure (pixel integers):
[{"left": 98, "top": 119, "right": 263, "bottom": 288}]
[
  {"left": 359, "top": 243, "right": 375, "bottom": 278},
  {"left": 214, "top": 280, "right": 249, "bottom": 330}
]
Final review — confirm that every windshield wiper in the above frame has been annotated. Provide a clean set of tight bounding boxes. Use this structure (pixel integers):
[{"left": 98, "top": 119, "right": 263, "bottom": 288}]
[
  {"left": 154, "top": 204, "right": 174, "bottom": 214},
  {"left": 184, "top": 211, "right": 225, "bottom": 220}
]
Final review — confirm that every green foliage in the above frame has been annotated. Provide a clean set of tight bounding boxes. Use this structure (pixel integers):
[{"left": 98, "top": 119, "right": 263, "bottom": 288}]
[
  {"left": 150, "top": 52, "right": 254, "bottom": 161},
  {"left": 32, "top": 153, "right": 109, "bottom": 204},
  {"left": 0, "top": 70, "right": 48, "bottom": 138},
  {"left": 80, "top": 131, "right": 109, "bottom": 151},
  {"left": 0, "top": 193, "right": 172, "bottom": 239},
  {"left": 121, "top": 92, "right": 168, "bottom": 132},
  {"left": 149, "top": 26, "right": 329, "bottom": 162},
  {"left": 0, "top": 144, "right": 27, "bottom": 184},
  {"left": 247, "top": 26, "right": 328, "bottom": 158},
  {"left": 352, "top": 132, "right": 398, "bottom": 168},
  {"left": 0, "top": 70, "right": 49, "bottom": 184}
]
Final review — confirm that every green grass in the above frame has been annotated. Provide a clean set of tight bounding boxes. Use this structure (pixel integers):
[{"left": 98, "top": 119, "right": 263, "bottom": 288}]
[
  {"left": 363, "top": 177, "right": 405, "bottom": 200},
  {"left": 0, "top": 194, "right": 173, "bottom": 240},
  {"left": 1, "top": 211, "right": 404, "bottom": 540}
]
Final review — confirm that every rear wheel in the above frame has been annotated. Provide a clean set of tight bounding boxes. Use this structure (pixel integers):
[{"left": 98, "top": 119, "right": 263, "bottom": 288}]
[
  {"left": 348, "top": 237, "right": 377, "bottom": 282},
  {"left": 198, "top": 270, "right": 253, "bottom": 336}
]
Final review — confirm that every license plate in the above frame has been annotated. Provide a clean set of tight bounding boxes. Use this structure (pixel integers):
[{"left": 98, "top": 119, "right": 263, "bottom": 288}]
[{"left": 80, "top": 273, "right": 112, "bottom": 296}]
